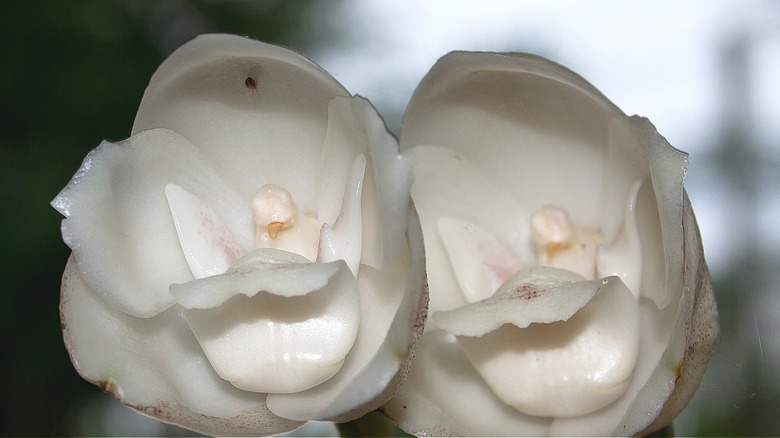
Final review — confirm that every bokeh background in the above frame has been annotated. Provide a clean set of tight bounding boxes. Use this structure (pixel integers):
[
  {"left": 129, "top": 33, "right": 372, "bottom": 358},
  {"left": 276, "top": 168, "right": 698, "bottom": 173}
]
[{"left": 2, "top": 0, "right": 778, "bottom": 435}]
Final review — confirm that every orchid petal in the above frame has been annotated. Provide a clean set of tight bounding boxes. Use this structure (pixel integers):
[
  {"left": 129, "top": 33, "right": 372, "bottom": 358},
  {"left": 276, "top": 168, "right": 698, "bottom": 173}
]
[
  {"left": 450, "top": 273, "right": 640, "bottom": 417},
  {"left": 597, "top": 179, "right": 643, "bottom": 297},
  {"left": 317, "top": 97, "right": 413, "bottom": 269},
  {"left": 399, "top": 52, "right": 623, "bottom": 228},
  {"left": 165, "top": 183, "right": 242, "bottom": 279},
  {"left": 317, "top": 153, "right": 366, "bottom": 276},
  {"left": 436, "top": 217, "right": 524, "bottom": 304},
  {"left": 384, "top": 329, "right": 551, "bottom": 436},
  {"left": 170, "top": 248, "right": 340, "bottom": 309},
  {"left": 52, "top": 128, "right": 249, "bottom": 318},
  {"left": 408, "top": 145, "right": 532, "bottom": 314},
  {"left": 433, "top": 267, "right": 600, "bottom": 336},
  {"left": 60, "top": 255, "right": 302, "bottom": 436},
  {"left": 132, "top": 34, "right": 351, "bottom": 212},
  {"left": 175, "top": 251, "right": 360, "bottom": 394}
]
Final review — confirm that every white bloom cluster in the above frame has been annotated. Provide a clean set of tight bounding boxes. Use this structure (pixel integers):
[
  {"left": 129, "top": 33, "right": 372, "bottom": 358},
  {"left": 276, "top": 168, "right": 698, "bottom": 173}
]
[{"left": 53, "top": 35, "right": 717, "bottom": 436}]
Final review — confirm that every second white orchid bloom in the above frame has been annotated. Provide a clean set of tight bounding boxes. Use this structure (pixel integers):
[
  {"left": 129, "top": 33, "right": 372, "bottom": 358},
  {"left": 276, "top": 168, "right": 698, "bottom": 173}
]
[{"left": 384, "top": 52, "right": 718, "bottom": 436}]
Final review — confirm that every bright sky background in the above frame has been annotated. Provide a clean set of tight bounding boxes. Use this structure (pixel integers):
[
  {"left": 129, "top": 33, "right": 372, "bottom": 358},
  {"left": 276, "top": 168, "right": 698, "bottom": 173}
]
[{"left": 312, "top": 0, "right": 780, "bottom": 274}]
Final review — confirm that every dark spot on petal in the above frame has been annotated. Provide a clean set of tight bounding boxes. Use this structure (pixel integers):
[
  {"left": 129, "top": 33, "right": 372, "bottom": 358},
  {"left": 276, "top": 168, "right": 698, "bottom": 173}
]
[
  {"left": 499, "top": 283, "right": 543, "bottom": 301},
  {"left": 245, "top": 76, "right": 258, "bottom": 90}
]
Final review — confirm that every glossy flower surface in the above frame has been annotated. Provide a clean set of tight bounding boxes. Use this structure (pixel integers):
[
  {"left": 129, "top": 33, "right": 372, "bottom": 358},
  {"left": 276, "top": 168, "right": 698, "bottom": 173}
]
[
  {"left": 52, "top": 34, "right": 426, "bottom": 436},
  {"left": 384, "top": 52, "right": 718, "bottom": 436}
]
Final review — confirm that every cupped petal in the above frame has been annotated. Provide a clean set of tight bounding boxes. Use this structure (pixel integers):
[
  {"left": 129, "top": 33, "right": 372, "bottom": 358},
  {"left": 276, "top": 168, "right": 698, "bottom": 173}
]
[
  {"left": 400, "top": 52, "right": 624, "bottom": 228},
  {"left": 60, "top": 255, "right": 302, "bottom": 436},
  {"left": 52, "top": 128, "right": 250, "bottom": 318},
  {"left": 175, "top": 251, "right": 361, "bottom": 394},
  {"left": 451, "top": 274, "right": 640, "bottom": 418},
  {"left": 600, "top": 116, "right": 689, "bottom": 308},
  {"left": 548, "top": 295, "right": 677, "bottom": 435},
  {"left": 266, "top": 205, "right": 427, "bottom": 422},
  {"left": 132, "top": 34, "right": 351, "bottom": 213},
  {"left": 383, "top": 329, "right": 551, "bottom": 437},
  {"left": 630, "top": 116, "right": 688, "bottom": 309}
]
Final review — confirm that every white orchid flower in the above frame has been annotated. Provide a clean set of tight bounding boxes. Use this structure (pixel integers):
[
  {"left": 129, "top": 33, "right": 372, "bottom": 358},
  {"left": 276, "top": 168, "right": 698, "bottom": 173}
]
[
  {"left": 52, "top": 34, "right": 427, "bottom": 436},
  {"left": 384, "top": 52, "right": 719, "bottom": 436}
]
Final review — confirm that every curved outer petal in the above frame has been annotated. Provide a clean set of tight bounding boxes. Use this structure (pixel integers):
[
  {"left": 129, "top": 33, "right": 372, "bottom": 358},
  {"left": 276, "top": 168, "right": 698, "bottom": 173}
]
[
  {"left": 132, "top": 34, "right": 351, "bottom": 214},
  {"left": 60, "top": 255, "right": 303, "bottom": 436},
  {"left": 319, "top": 97, "right": 413, "bottom": 270},
  {"left": 389, "top": 50, "right": 718, "bottom": 436},
  {"left": 629, "top": 195, "right": 719, "bottom": 435},
  {"left": 384, "top": 329, "right": 551, "bottom": 437},
  {"left": 52, "top": 129, "right": 250, "bottom": 318},
  {"left": 400, "top": 51, "right": 623, "bottom": 229}
]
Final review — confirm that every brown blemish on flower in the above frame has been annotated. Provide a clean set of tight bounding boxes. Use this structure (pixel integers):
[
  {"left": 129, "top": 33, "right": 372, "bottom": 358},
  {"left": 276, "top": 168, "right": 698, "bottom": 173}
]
[
  {"left": 674, "top": 360, "right": 684, "bottom": 381},
  {"left": 244, "top": 76, "right": 258, "bottom": 91},
  {"left": 497, "top": 283, "right": 543, "bottom": 302},
  {"left": 97, "top": 379, "right": 119, "bottom": 398},
  {"left": 119, "top": 398, "right": 302, "bottom": 436},
  {"left": 516, "top": 284, "right": 542, "bottom": 300}
]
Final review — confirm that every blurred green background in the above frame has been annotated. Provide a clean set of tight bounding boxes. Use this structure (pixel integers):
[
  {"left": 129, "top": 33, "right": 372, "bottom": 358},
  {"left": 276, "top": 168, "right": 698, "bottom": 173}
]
[{"left": 1, "top": 0, "right": 778, "bottom": 436}]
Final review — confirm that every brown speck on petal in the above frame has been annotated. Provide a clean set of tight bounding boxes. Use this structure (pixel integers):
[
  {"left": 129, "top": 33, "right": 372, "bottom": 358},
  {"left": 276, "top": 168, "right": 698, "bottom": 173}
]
[{"left": 244, "top": 76, "right": 258, "bottom": 90}]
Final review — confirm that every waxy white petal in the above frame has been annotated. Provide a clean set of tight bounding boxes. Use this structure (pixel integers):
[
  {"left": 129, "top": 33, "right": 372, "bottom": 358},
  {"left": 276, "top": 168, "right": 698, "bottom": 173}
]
[
  {"left": 407, "top": 145, "right": 533, "bottom": 315},
  {"left": 170, "top": 248, "right": 340, "bottom": 309},
  {"left": 597, "top": 179, "right": 643, "bottom": 297},
  {"left": 60, "top": 255, "right": 302, "bottom": 436},
  {"left": 436, "top": 217, "right": 524, "bottom": 304},
  {"left": 317, "top": 97, "right": 413, "bottom": 269},
  {"left": 400, "top": 53, "right": 623, "bottom": 229},
  {"left": 177, "top": 252, "right": 360, "bottom": 394},
  {"left": 433, "top": 267, "right": 602, "bottom": 336},
  {"left": 132, "top": 34, "right": 351, "bottom": 213},
  {"left": 317, "top": 153, "right": 366, "bottom": 276},
  {"left": 631, "top": 117, "right": 688, "bottom": 309},
  {"left": 165, "top": 183, "right": 242, "bottom": 279},
  {"left": 52, "top": 129, "right": 249, "bottom": 318},
  {"left": 452, "top": 273, "right": 640, "bottom": 417},
  {"left": 384, "top": 329, "right": 551, "bottom": 437}
]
